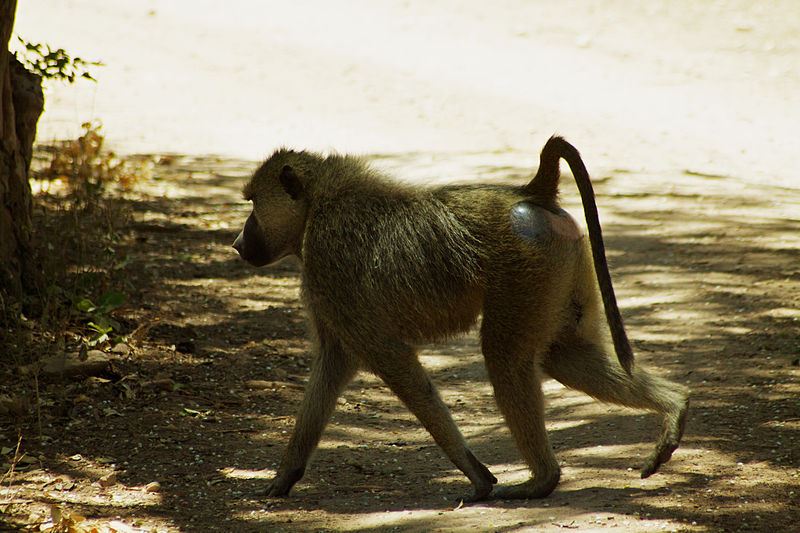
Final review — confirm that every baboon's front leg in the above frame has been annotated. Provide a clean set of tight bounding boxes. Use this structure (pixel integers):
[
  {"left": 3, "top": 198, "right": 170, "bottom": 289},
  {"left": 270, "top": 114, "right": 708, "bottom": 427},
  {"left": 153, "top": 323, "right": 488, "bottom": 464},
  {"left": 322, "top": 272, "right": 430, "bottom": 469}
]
[{"left": 265, "top": 327, "right": 359, "bottom": 497}]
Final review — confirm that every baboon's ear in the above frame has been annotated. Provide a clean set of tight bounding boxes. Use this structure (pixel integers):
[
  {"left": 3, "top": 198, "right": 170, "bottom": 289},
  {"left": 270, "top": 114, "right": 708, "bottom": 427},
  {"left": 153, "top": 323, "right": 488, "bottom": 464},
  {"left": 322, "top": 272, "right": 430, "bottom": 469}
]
[{"left": 279, "top": 165, "right": 303, "bottom": 200}]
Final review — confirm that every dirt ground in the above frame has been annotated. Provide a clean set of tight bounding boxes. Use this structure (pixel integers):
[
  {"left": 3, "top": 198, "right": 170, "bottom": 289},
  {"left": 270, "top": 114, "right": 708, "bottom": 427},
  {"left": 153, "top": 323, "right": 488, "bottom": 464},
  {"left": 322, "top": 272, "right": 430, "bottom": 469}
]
[
  {"left": 2, "top": 152, "right": 799, "bottom": 532},
  {"left": 15, "top": 0, "right": 800, "bottom": 186},
  {"left": 4, "top": 0, "right": 800, "bottom": 531}
]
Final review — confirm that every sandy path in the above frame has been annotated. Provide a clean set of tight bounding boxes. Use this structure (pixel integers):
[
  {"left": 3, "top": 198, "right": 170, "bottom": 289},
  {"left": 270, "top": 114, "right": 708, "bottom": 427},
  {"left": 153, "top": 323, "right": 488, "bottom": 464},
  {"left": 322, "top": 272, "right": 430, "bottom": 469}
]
[
  {"left": 16, "top": 0, "right": 800, "bottom": 186},
  {"left": 5, "top": 153, "right": 798, "bottom": 533},
  {"left": 6, "top": 2, "right": 799, "bottom": 532}
]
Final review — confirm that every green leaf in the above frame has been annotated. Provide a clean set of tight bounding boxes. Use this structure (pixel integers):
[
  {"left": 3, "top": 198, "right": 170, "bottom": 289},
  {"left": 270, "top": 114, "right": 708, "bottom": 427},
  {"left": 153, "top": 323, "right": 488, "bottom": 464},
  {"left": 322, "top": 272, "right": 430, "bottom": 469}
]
[
  {"left": 74, "top": 298, "right": 95, "bottom": 313},
  {"left": 88, "top": 320, "right": 113, "bottom": 334},
  {"left": 88, "top": 332, "right": 109, "bottom": 346},
  {"left": 96, "top": 290, "right": 126, "bottom": 311}
]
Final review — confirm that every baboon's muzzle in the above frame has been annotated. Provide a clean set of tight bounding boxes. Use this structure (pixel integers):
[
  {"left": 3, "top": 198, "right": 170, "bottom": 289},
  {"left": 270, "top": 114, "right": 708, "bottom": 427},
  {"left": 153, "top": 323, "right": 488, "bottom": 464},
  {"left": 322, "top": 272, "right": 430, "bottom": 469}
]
[{"left": 232, "top": 212, "right": 272, "bottom": 267}]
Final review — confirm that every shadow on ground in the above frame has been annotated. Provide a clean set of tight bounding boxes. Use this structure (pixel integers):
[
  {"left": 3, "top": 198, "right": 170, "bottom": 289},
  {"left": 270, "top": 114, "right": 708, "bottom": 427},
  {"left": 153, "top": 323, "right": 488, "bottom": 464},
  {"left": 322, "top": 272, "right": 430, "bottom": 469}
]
[{"left": 2, "top": 153, "right": 798, "bottom": 532}]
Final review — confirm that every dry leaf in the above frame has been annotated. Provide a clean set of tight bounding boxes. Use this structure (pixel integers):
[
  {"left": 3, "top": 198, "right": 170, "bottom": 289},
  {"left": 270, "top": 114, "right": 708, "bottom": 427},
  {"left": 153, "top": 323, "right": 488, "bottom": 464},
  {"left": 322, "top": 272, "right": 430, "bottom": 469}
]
[{"left": 108, "top": 520, "right": 137, "bottom": 532}]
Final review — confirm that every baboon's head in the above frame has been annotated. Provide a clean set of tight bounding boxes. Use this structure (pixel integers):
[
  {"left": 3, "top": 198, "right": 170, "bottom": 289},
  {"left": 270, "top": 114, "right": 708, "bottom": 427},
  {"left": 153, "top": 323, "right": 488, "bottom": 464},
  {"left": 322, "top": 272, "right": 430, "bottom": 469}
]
[{"left": 233, "top": 149, "right": 310, "bottom": 266}]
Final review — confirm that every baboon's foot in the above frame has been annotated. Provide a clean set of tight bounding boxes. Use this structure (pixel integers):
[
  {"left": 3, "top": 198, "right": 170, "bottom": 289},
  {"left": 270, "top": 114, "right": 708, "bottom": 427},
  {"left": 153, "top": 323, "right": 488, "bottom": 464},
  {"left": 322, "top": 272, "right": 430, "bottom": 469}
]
[
  {"left": 492, "top": 469, "right": 560, "bottom": 500},
  {"left": 263, "top": 467, "right": 305, "bottom": 497},
  {"left": 264, "top": 479, "right": 292, "bottom": 498},
  {"left": 641, "top": 399, "right": 689, "bottom": 478}
]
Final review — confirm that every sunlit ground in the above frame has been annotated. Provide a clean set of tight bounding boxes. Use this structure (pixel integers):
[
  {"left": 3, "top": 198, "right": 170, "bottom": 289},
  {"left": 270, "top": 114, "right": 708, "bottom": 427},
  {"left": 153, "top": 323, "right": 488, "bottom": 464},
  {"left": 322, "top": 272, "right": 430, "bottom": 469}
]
[
  {"left": 15, "top": 0, "right": 800, "bottom": 187},
  {"left": 4, "top": 0, "right": 799, "bottom": 531}
]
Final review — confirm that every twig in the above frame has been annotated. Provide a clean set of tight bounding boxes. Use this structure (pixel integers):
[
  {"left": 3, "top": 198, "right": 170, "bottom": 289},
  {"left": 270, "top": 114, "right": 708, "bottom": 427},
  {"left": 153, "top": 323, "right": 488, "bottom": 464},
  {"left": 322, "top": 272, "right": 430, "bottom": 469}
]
[
  {"left": 1, "top": 433, "right": 24, "bottom": 513},
  {"left": 212, "top": 415, "right": 293, "bottom": 433}
]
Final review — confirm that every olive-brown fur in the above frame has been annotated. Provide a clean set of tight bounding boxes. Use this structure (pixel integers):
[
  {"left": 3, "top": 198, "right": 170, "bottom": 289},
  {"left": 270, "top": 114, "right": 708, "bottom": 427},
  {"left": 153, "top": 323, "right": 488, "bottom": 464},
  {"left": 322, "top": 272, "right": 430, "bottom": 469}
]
[{"left": 233, "top": 137, "right": 689, "bottom": 501}]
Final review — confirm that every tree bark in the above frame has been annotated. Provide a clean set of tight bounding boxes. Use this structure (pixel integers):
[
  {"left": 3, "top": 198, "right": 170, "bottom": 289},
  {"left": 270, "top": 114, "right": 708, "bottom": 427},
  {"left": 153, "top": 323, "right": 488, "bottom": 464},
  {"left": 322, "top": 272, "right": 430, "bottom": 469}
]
[{"left": 0, "top": 0, "right": 44, "bottom": 299}]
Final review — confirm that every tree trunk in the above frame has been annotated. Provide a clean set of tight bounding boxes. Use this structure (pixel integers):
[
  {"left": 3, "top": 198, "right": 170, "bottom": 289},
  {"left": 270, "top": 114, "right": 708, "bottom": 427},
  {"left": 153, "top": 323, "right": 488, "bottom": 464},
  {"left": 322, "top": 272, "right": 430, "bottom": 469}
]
[{"left": 0, "top": 0, "right": 44, "bottom": 299}]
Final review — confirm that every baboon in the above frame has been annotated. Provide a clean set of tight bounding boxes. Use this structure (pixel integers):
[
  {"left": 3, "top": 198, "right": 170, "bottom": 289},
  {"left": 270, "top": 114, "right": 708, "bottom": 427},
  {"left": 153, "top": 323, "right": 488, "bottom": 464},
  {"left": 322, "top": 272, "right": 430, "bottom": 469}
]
[{"left": 233, "top": 136, "right": 688, "bottom": 501}]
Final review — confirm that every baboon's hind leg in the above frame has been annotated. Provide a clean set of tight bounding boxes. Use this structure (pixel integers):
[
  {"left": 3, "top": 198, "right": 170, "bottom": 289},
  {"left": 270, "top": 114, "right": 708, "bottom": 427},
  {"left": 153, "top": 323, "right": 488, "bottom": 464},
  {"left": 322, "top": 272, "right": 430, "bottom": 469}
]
[
  {"left": 540, "top": 336, "right": 688, "bottom": 477},
  {"left": 482, "top": 326, "right": 561, "bottom": 499}
]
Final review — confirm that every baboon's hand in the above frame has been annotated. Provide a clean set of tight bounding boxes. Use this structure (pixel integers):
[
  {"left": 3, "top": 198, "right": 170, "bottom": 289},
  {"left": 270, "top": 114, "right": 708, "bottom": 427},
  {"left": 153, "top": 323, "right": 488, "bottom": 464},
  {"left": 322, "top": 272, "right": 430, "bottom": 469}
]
[{"left": 457, "top": 487, "right": 494, "bottom": 504}]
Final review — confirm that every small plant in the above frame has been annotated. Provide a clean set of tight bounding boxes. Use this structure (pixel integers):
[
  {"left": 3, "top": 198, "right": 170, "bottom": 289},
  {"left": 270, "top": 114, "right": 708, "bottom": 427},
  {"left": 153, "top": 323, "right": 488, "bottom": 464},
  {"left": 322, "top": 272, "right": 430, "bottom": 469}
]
[
  {"left": 71, "top": 290, "right": 127, "bottom": 348},
  {"left": 34, "top": 121, "right": 144, "bottom": 208},
  {"left": 2, "top": 124, "right": 142, "bottom": 369},
  {"left": 15, "top": 37, "right": 102, "bottom": 83}
]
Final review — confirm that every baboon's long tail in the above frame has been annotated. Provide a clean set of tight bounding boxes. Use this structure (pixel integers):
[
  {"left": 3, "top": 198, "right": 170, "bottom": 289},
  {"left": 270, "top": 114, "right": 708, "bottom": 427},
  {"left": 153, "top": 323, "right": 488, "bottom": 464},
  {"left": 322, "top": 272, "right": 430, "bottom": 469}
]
[{"left": 526, "top": 136, "right": 634, "bottom": 375}]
